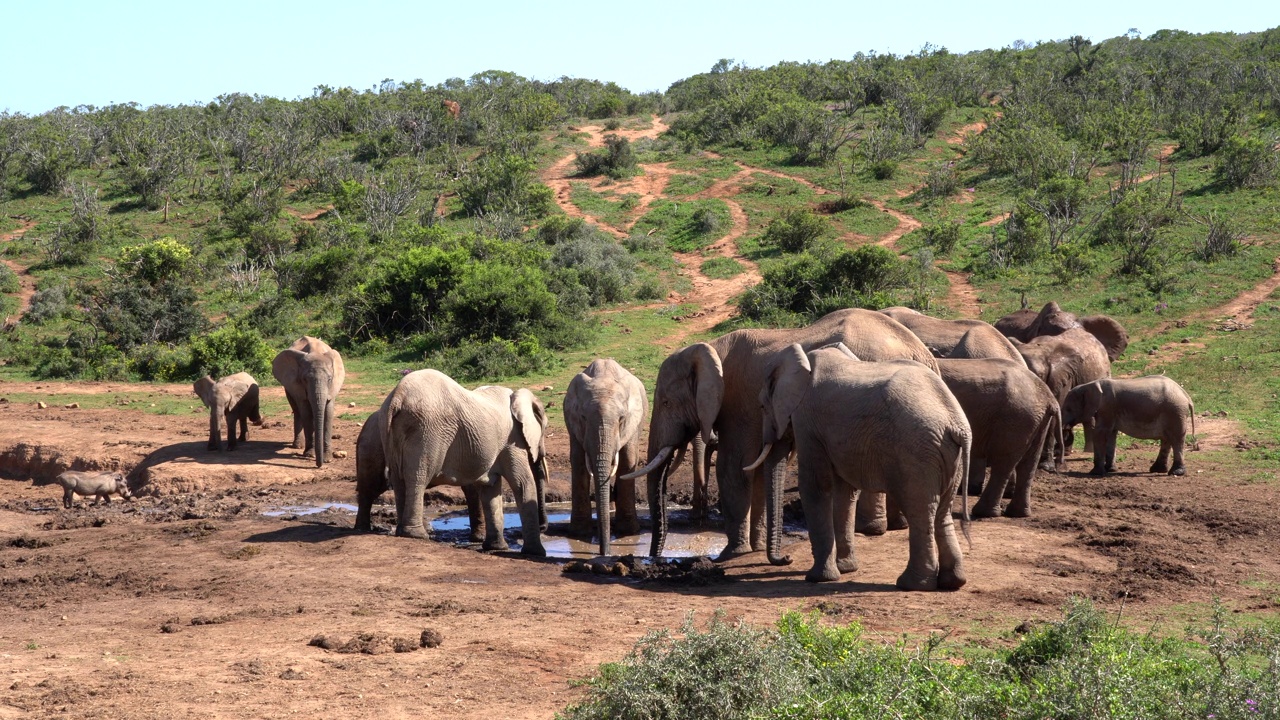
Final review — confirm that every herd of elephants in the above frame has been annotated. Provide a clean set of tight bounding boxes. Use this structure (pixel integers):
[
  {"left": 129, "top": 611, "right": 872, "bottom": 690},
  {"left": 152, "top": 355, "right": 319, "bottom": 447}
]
[{"left": 58, "top": 305, "right": 1197, "bottom": 592}]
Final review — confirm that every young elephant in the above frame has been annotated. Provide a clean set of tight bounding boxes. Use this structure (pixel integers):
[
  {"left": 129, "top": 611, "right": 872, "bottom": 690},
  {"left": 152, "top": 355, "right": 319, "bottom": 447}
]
[
  {"left": 750, "top": 343, "right": 970, "bottom": 591},
  {"left": 193, "top": 372, "right": 263, "bottom": 451},
  {"left": 936, "top": 358, "right": 1062, "bottom": 518},
  {"left": 564, "top": 359, "right": 648, "bottom": 556},
  {"left": 56, "top": 470, "right": 132, "bottom": 508},
  {"left": 1061, "top": 376, "right": 1195, "bottom": 476}
]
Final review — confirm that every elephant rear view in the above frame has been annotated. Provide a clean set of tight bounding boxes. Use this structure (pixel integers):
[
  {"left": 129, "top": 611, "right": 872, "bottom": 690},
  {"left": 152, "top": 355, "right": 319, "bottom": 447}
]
[
  {"left": 272, "top": 336, "right": 345, "bottom": 468},
  {"left": 564, "top": 358, "right": 648, "bottom": 556},
  {"left": 381, "top": 370, "right": 550, "bottom": 556},
  {"left": 193, "top": 372, "right": 263, "bottom": 451},
  {"left": 881, "top": 307, "right": 1024, "bottom": 365},
  {"left": 753, "top": 344, "right": 971, "bottom": 590}
]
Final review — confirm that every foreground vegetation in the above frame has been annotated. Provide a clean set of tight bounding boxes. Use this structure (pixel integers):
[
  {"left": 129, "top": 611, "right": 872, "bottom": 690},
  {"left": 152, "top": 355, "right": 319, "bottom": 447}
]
[{"left": 561, "top": 599, "right": 1280, "bottom": 720}]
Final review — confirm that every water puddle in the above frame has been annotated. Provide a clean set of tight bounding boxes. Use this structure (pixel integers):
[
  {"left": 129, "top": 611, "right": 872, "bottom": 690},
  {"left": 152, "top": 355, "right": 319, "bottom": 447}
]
[
  {"left": 430, "top": 503, "right": 727, "bottom": 559},
  {"left": 262, "top": 502, "right": 358, "bottom": 517}
]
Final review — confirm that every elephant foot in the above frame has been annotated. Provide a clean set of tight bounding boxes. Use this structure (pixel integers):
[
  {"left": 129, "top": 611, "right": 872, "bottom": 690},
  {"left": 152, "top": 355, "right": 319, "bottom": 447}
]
[
  {"left": 971, "top": 503, "right": 1002, "bottom": 519},
  {"left": 715, "top": 544, "right": 754, "bottom": 562},
  {"left": 615, "top": 518, "right": 641, "bottom": 537},
  {"left": 895, "top": 570, "right": 939, "bottom": 592},
  {"left": 395, "top": 524, "right": 429, "bottom": 539},
  {"left": 937, "top": 566, "right": 967, "bottom": 591},
  {"left": 1105, "top": 464, "right": 1117, "bottom": 473},
  {"left": 207, "top": 444, "right": 220, "bottom": 452},
  {"left": 886, "top": 513, "right": 909, "bottom": 531},
  {"left": 1149, "top": 461, "right": 1169, "bottom": 474},
  {"left": 805, "top": 564, "right": 841, "bottom": 583},
  {"left": 1039, "top": 461, "right": 1058, "bottom": 474},
  {"left": 855, "top": 518, "right": 887, "bottom": 536},
  {"left": 520, "top": 543, "right": 547, "bottom": 557},
  {"left": 1002, "top": 504, "right": 1030, "bottom": 519},
  {"left": 1169, "top": 466, "right": 1186, "bottom": 476},
  {"left": 1088, "top": 466, "right": 1108, "bottom": 477},
  {"left": 836, "top": 557, "right": 859, "bottom": 574},
  {"left": 468, "top": 530, "right": 485, "bottom": 544},
  {"left": 482, "top": 538, "right": 511, "bottom": 552}
]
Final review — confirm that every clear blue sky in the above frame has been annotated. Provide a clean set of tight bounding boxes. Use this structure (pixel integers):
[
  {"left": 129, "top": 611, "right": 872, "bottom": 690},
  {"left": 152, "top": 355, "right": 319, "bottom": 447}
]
[{"left": 2, "top": 0, "right": 1276, "bottom": 114}]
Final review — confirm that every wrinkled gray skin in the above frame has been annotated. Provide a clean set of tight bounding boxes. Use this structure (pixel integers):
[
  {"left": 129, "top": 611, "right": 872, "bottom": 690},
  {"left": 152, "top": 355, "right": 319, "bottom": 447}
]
[
  {"left": 881, "top": 307, "right": 1025, "bottom": 366},
  {"left": 1061, "top": 376, "right": 1195, "bottom": 476},
  {"left": 756, "top": 344, "right": 969, "bottom": 590},
  {"left": 996, "top": 302, "right": 1130, "bottom": 362},
  {"left": 193, "top": 372, "right": 263, "bottom": 451},
  {"left": 56, "top": 470, "right": 132, "bottom": 509},
  {"left": 937, "top": 358, "right": 1062, "bottom": 518},
  {"left": 1011, "top": 327, "right": 1112, "bottom": 462},
  {"left": 382, "top": 370, "right": 549, "bottom": 555},
  {"left": 354, "top": 408, "right": 484, "bottom": 538},
  {"left": 564, "top": 359, "right": 648, "bottom": 556},
  {"left": 272, "top": 336, "right": 345, "bottom": 468},
  {"left": 638, "top": 308, "right": 938, "bottom": 560}
]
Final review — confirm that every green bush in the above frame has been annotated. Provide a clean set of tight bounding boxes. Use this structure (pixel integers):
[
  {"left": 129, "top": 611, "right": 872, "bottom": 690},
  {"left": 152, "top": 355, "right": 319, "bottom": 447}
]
[
  {"left": 118, "top": 238, "right": 193, "bottom": 285},
  {"left": 920, "top": 221, "right": 962, "bottom": 254},
  {"left": 739, "top": 245, "right": 907, "bottom": 324},
  {"left": 1217, "top": 133, "right": 1279, "bottom": 189},
  {"left": 550, "top": 232, "right": 637, "bottom": 305},
  {"left": 458, "top": 152, "right": 554, "bottom": 221},
  {"left": 868, "top": 159, "right": 897, "bottom": 180},
  {"left": 187, "top": 323, "right": 275, "bottom": 380},
  {"left": 0, "top": 263, "right": 18, "bottom": 294},
  {"left": 574, "top": 134, "right": 637, "bottom": 180},
  {"left": 761, "top": 209, "right": 829, "bottom": 254},
  {"left": 924, "top": 161, "right": 960, "bottom": 199},
  {"left": 25, "top": 283, "right": 69, "bottom": 324}
]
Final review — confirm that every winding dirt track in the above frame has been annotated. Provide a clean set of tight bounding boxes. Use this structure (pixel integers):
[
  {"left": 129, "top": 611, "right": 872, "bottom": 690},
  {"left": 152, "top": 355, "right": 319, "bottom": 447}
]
[{"left": 2, "top": 218, "right": 39, "bottom": 323}]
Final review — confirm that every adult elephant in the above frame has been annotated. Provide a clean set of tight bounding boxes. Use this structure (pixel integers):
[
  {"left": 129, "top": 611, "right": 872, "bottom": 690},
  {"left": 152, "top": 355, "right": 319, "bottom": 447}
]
[
  {"left": 354, "top": 408, "right": 484, "bottom": 539},
  {"left": 881, "top": 307, "right": 1024, "bottom": 365},
  {"left": 936, "top": 358, "right": 1061, "bottom": 518},
  {"left": 193, "top": 372, "right": 263, "bottom": 451},
  {"left": 564, "top": 358, "right": 648, "bottom": 556},
  {"left": 1011, "top": 327, "right": 1111, "bottom": 461},
  {"left": 750, "top": 343, "right": 970, "bottom": 590},
  {"left": 624, "top": 308, "right": 938, "bottom": 560},
  {"left": 382, "top": 370, "right": 549, "bottom": 555},
  {"left": 272, "top": 336, "right": 345, "bottom": 468},
  {"left": 996, "top": 302, "right": 1129, "bottom": 361}
]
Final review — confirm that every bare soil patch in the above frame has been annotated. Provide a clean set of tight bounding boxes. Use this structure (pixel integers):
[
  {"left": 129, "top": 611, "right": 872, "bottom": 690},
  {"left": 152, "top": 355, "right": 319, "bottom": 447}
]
[{"left": 2, "top": 218, "right": 39, "bottom": 322}]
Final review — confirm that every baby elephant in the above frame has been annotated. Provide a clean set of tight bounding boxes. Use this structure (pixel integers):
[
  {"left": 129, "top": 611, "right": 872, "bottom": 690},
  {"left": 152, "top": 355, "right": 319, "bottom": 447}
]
[
  {"left": 56, "top": 470, "right": 132, "bottom": 508},
  {"left": 194, "top": 372, "right": 263, "bottom": 451},
  {"left": 1061, "top": 376, "right": 1195, "bottom": 476}
]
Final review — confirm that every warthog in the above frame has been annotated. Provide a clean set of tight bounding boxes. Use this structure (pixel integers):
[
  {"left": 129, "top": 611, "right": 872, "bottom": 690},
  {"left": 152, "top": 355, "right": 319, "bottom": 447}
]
[{"left": 55, "top": 470, "right": 132, "bottom": 509}]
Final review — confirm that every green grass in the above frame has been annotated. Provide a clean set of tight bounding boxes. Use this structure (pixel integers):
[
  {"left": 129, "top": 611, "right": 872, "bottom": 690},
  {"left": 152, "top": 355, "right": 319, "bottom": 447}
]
[
  {"left": 700, "top": 256, "right": 744, "bottom": 279},
  {"left": 567, "top": 183, "right": 640, "bottom": 230},
  {"left": 631, "top": 199, "right": 731, "bottom": 252},
  {"left": 662, "top": 173, "right": 715, "bottom": 197}
]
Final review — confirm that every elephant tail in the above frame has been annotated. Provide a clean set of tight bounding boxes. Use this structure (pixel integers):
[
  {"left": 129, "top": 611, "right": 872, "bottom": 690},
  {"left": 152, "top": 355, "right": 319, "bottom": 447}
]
[
  {"left": 1189, "top": 398, "right": 1196, "bottom": 438},
  {"left": 382, "top": 396, "right": 404, "bottom": 486},
  {"left": 950, "top": 423, "right": 972, "bottom": 550},
  {"left": 1049, "top": 403, "right": 1064, "bottom": 471}
]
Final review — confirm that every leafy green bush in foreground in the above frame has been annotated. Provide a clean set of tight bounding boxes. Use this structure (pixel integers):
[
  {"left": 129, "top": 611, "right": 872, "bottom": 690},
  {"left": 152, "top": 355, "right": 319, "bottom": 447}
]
[{"left": 560, "top": 599, "right": 1280, "bottom": 720}]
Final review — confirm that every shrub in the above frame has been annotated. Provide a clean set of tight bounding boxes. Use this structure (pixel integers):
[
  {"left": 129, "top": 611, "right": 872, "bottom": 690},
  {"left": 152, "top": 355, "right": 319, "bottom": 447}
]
[
  {"left": 868, "top": 159, "right": 897, "bottom": 180},
  {"left": 761, "top": 209, "right": 828, "bottom": 253},
  {"left": 632, "top": 200, "right": 730, "bottom": 252},
  {"left": 550, "top": 232, "right": 637, "bottom": 305},
  {"left": 0, "top": 263, "right": 18, "bottom": 294},
  {"left": 1217, "top": 133, "right": 1279, "bottom": 189},
  {"left": 739, "top": 245, "right": 907, "bottom": 324},
  {"left": 1195, "top": 212, "right": 1244, "bottom": 262},
  {"left": 282, "top": 245, "right": 365, "bottom": 299},
  {"left": 920, "top": 221, "right": 962, "bottom": 254},
  {"left": 39, "top": 181, "right": 103, "bottom": 265},
  {"left": 25, "top": 283, "right": 70, "bottom": 324},
  {"left": 700, "top": 257, "right": 744, "bottom": 279},
  {"left": 118, "top": 238, "right": 192, "bottom": 285},
  {"left": 924, "top": 161, "right": 959, "bottom": 199},
  {"left": 458, "top": 152, "right": 554, "bottom": 220},
  {"left": 186, "top": 323, "right": 275, "bottom": 379},
  {"left": 574, "top": 134, "right": 637, "bottom": 180}
]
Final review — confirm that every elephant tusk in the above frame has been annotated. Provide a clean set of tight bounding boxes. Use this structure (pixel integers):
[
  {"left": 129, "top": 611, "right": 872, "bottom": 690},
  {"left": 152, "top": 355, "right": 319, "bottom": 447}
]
[
  {"left": 743, "top": 443, "right": 773, "bottom": 472},
  {"left": 620, "top": 446, "right": 672, "bottom": 480}
]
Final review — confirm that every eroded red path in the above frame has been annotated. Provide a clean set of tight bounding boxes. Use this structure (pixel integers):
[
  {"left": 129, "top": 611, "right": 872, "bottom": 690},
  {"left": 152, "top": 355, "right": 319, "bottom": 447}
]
[{"left": 2, "top": 218, "right": 39, "bottom": 323}]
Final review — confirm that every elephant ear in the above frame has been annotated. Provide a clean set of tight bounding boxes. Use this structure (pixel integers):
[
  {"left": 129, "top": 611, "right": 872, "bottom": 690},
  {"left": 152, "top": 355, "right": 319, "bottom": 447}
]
[
  {"left": 761, "top": 344, "right": 812, "bottom": 445},
  {"left": 1080, "top": 315, "right": 1129, "bottom": 361},
  {"left": 193, "top": 376, "right": 216, "bottom": 408},
  {"left": 687, "top": 343, "right": 724, "bottom": 447},
  {"left": 1081, "top": 379, "right": 1106, "bottom": 420},
  {"left": 511, "top": 388, "right": 547, "bottom": 463}
]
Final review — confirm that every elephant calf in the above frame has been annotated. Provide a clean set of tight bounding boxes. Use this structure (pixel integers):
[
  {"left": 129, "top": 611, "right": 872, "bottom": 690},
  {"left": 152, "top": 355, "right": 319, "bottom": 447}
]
[
  {"left": 194, "top": 372, "right": 263, "bottom": 451},
  {"left": 56, "top": 470, "right": 132, "bottom": 509},
  {"left": 1061, "top": 376, "right": 1195, "bottom": 476},
  {"left": 937, "top": 358, "right": 1061, "bottom": 519}
]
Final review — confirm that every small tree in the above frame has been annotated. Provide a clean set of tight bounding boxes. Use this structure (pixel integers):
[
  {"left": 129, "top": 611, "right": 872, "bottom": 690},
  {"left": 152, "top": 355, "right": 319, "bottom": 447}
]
[{"left": 761, "top": 209, "right": 828, "bottom": 253}]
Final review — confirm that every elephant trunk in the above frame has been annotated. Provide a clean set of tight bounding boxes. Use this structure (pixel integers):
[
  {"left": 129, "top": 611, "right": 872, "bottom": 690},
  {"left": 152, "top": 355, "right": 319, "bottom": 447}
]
[
  {"left": 534, "top": 456, "right": 549, "bottom": 532},
  {"left": 209, "top": 400, "right": 224, "bottom": 450},
  {"left": 647, "top": 458, "right": 673, "bottom": 558},
  {"left": 594, "top": 436, "right": 616, "bottom": 557},
  {"left": 309, "top": 378, "right": 327, "bottom": 468},
  {"left": 764, "top": 443, "right": 793, "bottom": 566}
]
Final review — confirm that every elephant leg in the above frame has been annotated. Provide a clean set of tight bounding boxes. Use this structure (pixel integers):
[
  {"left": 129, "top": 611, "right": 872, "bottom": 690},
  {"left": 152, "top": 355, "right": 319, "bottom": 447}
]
[
  {"left": 286, "top": 393, "right": 304, "bottom": 450},
  {"left": 1081, "top": 419, "right": 1095, "bottom": 453},
  {"left": 614, "top": 444, "right": 640, "bottom": 536},
  {"left": 462, "top": 484, "right": 485, "bottom": 543},
  {"left": 505, "top": 462, "right": 546, "bottom": 557},
  {"left": 1104, "top": 428, "right": 1118, "bottom": 473},
  {"left": 973, "top": 458, "right": 1015, "bottom": 519},
  {"left": 854, "top": 491, "right": 887, "bottom": 536},
  {"left": 886, "top": 492, "right": 908, "bottom": 531},
  {"left": 1150, "top": 438, "right": 1171, "bottom": 474},
  {"left": 238, "top": 413, "right": 249, "bottom": 443},
  {"left": 801, "top": 462, "right": 839, "bottom": 583},
  {"left": 896, "top": 492, "right": 941, "bottom": 592},
  {"left": 478, "top": 478, "right": 509, "bottom": 552},
  {"left": 567, "top": 434, "right": 593, "bottom": 537},
  {"left": 1004, "top": 448, "right": 1041, "bottom": 518},
  {"left": 1089, "top": 425, "right": 1110, "bottom": 476},
  {"left": 749, "top": 468, "right": 766, "bottom": 552},
  {"left": 934, "top": 486, "right": 967, "bottom": 590},
  {"left": 833, "top": 482, "right": 858, "bottom": 574},
  {"left": 716, "top": 458, "right": 754, "bottom": 559},
  {"left": 226, "top": 412, "right": 238, "bottom": 451},
  {"left": 394, "top": 445, "right": 431, "bottom": 539},
  {"left": 298, "top": 401, "right": 316, "bottom": 458},
  {"left": 1169, "top": 433, "right": 1187, "bottom": 476}
]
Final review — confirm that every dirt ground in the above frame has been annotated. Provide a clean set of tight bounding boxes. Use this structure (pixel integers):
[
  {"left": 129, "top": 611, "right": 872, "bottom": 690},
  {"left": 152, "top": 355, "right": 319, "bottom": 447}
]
[{"left": 2, "top": 392, "right": 1279, "bottom": 719}]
